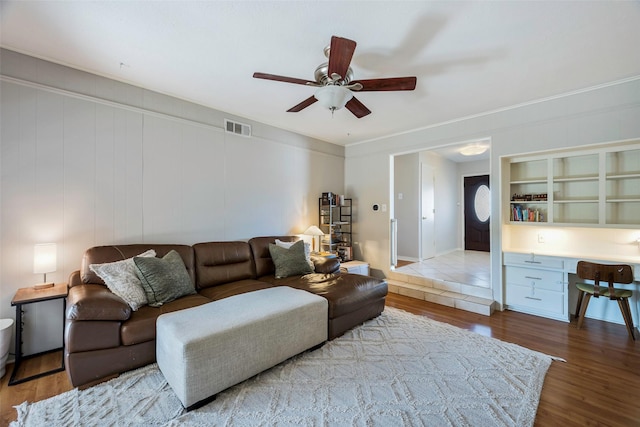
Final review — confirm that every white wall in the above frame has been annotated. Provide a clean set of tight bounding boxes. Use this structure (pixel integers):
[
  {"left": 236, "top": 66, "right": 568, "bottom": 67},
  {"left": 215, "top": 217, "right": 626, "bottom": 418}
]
[
  {"left": 421, "top": 152, "right": 458, "bottom": 256},
  {"left": 394, "top": 151, "right": 469, "bottom": 261},
  {"left": 345, "top": 77, "right": 640, "bottom": 303},
  {"left": 0, "top": 49, "right": 344, "bottom": 355},
  {"left": 395, "top": 154, "right": 492, "bottom": 262}
]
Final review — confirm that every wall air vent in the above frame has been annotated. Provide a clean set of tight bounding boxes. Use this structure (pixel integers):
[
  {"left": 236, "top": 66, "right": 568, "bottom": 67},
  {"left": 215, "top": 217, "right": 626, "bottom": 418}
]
[{"left": 224, "top": 119, "right": 251, "bottom": 137}]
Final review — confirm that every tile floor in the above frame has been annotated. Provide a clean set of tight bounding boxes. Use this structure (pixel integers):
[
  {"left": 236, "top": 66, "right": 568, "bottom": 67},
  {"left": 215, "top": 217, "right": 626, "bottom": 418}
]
[{"left": 394, "top": 250, "right": 491, "bottom": 288}]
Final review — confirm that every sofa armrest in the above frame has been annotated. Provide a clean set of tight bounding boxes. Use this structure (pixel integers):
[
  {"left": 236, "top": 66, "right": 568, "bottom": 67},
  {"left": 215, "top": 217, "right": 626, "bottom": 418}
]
[
  {"left": 66, "top": 284, "right": 132, "bottom": 321},
  {"left": 311, "top": 256, "right": 340, "bottom": 274},
  {"left": 68, "top": 269, "right": 83, "bottom": 287}
]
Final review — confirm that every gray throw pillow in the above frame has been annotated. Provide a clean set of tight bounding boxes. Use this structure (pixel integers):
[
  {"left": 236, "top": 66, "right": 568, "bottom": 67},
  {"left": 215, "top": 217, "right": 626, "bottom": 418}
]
[
  {"left": 275, "top": 239, "right": 315, "bottom": 271},
  {"left": 268, "top": 240, "right": 314, "bottom": 278},
  {"left": 89, "top": 249, "right": 156, "bottom": 311},
  {"left": 133, "top": 250, "right": 196, "bottom": 307}
]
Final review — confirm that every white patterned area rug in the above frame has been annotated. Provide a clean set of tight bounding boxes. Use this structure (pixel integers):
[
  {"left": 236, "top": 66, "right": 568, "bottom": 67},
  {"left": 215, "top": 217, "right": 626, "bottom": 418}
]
[{"left": 12, "top": 307, "right": 561, "bottom": 427}]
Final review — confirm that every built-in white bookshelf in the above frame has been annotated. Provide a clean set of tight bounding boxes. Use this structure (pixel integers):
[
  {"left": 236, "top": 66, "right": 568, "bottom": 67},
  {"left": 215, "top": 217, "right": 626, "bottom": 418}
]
[
  {"left": 605, "top": 148, "right": 640, "bottom": 225},
  {"left": 505, "top": 141, "right": 640, "bottom": 227}
]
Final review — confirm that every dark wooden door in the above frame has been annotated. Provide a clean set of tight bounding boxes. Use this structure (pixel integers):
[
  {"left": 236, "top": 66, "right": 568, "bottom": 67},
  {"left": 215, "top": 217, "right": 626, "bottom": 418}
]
[{"left": 464, "top": 175, "right": 490, "bottom": 252}]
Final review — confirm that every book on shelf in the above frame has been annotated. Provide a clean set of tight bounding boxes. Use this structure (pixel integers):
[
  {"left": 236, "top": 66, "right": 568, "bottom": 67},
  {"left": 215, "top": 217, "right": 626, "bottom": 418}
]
[
  {"left": 321, "top": 192, "right": 337, "bottom": 206},
  {"left": 511, "top": 204, "right": 544, "bottom": 222}
]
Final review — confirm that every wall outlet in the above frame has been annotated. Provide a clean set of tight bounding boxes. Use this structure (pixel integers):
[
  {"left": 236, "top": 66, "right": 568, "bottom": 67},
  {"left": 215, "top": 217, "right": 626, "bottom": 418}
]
[{"left": 537, "top": 233, "right": 545, "bottom": 243}]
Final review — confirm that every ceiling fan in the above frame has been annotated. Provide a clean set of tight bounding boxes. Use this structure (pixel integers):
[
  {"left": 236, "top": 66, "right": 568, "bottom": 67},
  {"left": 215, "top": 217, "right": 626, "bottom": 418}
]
[{"left": 253, "top": 36, "right": 417, "bottom": 118}]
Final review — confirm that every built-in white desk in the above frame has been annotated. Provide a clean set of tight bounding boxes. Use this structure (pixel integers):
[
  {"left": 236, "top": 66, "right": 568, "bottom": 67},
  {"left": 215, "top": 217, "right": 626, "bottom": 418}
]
[{"left": 503, "top": 251, "right": 640, "bottom": 326}]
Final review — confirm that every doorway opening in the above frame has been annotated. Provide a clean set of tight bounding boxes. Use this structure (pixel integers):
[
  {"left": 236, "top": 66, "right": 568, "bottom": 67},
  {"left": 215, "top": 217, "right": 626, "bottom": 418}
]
[{"left": 390, "top": 140, "right": 491, "bottom": 290}]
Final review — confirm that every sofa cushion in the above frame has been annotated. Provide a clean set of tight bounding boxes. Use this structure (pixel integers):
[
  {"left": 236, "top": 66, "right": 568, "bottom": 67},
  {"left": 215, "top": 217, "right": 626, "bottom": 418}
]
[
  {"left": 66, "top": 320, "right": 122, "bottom": 353},
  {"left": 66, "top": 284, "right": 132, "bottom": 321},
  {"left": 248, "top": 236, "right": 299, "bottom": 278},
  {"left": 134, "top": 250, "right": 196, "bottom": 307},
  {"left": 89, "top": 249, "right": 156, "bottom": 310},
  {"left": 80, "top": 244, "right": 196, "bottom": 286},
  {"left": 275, "top": 273, "right": 388, "bottom": 319},
  {"left": 311, "top": 255, "right": 341, "bottom": 274},
  {"left": 120, "top": 294, "right": 211, "bottom": 346},
  {"left": 269, "top": 240, "right": 314, "bottom": 278},
  {"left": 194, "top": 241, "right": 255, "bottom": 289},
  {"left": 198, "top": 279, "right": 273, "bottom": 301}
]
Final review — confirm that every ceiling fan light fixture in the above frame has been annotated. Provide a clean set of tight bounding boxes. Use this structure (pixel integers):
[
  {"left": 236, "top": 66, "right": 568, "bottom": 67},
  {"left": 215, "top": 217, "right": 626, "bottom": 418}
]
[
  {"left": 459, "top": 143, "right": 488, "bottom": 156},
  {"left": 314, "top": 85, "right": 353, "bottom": 113}
]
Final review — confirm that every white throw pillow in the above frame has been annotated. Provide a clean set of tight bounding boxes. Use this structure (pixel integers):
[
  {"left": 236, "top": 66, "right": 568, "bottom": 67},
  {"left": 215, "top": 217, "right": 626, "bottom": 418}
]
[
  {"left": 89, "top": 249, "right": 156, "bottom": 310},
  {"left": 275, "top": 239, "right": 314, "bottom": 271}
]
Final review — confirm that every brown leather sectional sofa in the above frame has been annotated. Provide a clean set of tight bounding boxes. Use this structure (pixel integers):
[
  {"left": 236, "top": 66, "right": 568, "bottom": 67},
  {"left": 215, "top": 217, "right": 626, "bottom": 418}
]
[{"left": 65, "top": 236, "right": 388, "bottom": 387}]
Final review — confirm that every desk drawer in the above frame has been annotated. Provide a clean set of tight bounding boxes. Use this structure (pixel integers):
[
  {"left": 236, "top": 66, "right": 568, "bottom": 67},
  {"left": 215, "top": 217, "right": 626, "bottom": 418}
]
[
  {"left": 505, "top": 266, "right": 564, "bottom": 292},
  {"left": 503, "top": 252, "right": 564, "bottom": 270},
  {"left": 506, "top": 283, "right": 565, "bottom": 315}
]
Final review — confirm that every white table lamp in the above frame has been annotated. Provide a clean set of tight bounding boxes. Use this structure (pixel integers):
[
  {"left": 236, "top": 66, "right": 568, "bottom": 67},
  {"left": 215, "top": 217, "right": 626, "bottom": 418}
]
[
  {"left": 33, "top": 243, "right": 57, "bottom": 288},
  {"left": 303, "top": 226, "right": 324, "bottom": 253}
]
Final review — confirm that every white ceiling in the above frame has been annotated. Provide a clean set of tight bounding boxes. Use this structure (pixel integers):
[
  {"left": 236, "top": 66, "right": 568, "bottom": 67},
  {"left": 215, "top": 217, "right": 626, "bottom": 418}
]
[{"left": 2, "top": 1, "right": 640, "bottom": 150}]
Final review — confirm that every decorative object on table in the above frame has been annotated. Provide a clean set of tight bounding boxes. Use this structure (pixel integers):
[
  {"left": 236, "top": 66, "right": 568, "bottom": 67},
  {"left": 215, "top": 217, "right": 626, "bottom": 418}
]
[
  {"left": 33, "top": 243, "right": 56, "bottom": 289},
  {"left": 336, "top": 245, "right": 352, "bottom": 262},
  {"left": 11, "top": 307, "right": 561, "bottom": 427},
  {"left": 303, "top": 225, "right": 324, "bottom": 254}
]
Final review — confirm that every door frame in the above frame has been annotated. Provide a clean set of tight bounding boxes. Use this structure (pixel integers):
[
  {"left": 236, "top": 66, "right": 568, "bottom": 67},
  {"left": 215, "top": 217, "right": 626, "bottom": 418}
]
[
  {"left": 389, "top": 140, "right": 493, "bottom": 268},
  {"left": 461, "top": 173, "right": 491, "bottom": 251}
]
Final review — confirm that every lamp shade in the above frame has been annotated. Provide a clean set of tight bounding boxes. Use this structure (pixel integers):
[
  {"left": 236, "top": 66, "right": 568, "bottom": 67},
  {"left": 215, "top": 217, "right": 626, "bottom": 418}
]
[
  {"left": 303, "top": 225, "right": 325, "bottom": 236},
  {"left": 303, "top": 226, "right": 324, "bottom": 253},
  {"left": 33, "top": 243, "right": 57, "bottom": 274},
  {"left": 314, "top": 85, "right": 353, "bottom": 112}
]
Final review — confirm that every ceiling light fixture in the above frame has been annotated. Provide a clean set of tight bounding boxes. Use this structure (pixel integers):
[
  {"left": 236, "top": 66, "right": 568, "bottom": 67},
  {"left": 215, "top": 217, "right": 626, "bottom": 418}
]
[
  {"left": 459, "top": 144, "right": 488, "bottom": 156},
  {"left": 314, "top": 85, "right": 353, "bottom": 115}
]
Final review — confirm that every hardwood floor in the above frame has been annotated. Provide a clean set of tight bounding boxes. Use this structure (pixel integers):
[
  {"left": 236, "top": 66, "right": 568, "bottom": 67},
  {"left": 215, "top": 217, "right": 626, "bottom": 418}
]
[
  {"left": 1, "top": 294, "right": 639, "bottom": 426},
  {"left": 1, "top": 350, "right": 71, "bottom": 426}
]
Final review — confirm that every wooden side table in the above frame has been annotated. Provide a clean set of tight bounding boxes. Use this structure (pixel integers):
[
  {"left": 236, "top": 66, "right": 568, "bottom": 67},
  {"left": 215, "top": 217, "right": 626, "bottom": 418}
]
[{"left": 9, "top": 282, "right": 68, "bottom": 386}]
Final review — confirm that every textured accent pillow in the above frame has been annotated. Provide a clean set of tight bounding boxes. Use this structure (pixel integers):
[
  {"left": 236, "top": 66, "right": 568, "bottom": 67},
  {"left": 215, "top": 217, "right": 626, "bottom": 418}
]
[
  {"left": 269, "top": 240, "right": 314, "bottom": 278},
  {"left": 275, "top": 239, "right": 315, "bottom": 271},
  {"left": 133, "top": 250, "right": 196, "bottom": 307},
  {"left": 89, "top": 249, "right": 156, "bottom": 311}
]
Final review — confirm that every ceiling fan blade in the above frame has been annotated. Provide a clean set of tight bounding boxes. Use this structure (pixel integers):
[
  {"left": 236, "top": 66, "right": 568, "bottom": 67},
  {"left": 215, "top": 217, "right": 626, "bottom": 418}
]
[
  {"left": 350, "top": 77, "right": 417, "bottom": 91},
  {"left": 253, "top": 72, "right": 316, "bottom": 86},
  {"left": 345, "top": 97, "right": 371, "bottom": 118},
  {"left": 328, "top": 36, "right": 357, "bottom": 80},
  {"left": 287, "top": 96, "right": 318, "bottom": 112}
]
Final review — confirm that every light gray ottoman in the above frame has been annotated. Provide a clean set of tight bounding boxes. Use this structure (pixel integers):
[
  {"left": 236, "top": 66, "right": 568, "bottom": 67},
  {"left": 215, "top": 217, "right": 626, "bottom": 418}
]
[{"left": 156, "top": 286, "right": 328, "bottom": 409}]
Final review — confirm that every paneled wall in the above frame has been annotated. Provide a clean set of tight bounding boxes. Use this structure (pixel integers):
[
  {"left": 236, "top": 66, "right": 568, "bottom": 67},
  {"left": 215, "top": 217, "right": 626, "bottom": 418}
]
[{"left": 0, "top": 50, "right": 344, "bottom": 354}]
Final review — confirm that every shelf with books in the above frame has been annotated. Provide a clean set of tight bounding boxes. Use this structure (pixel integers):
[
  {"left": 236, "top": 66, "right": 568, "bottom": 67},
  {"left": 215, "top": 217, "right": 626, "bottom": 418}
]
[
  {"left": 510, "top": 203, "right": 546, "bottom": 223},
  {"left": 318, "top": 194, "right": 352, "bottom": 260},
  {"left": 505, "top": 140, "right": 640, "bottom": 227}
]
